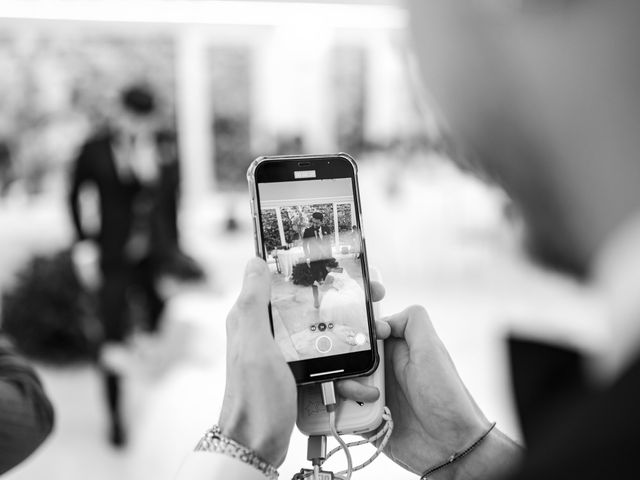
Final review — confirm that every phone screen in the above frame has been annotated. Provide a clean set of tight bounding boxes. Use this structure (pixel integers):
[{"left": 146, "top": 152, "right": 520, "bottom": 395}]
[{"left": 257, "top": 177, "right": 372, "bottom": 364}]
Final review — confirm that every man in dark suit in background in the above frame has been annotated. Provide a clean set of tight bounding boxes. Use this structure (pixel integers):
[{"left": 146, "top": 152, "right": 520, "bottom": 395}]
[
  {"left": 0, "top": 140, "right": 14, "bottom": 199},
  {"left": 68, "top": 84, "right": 181, "bottom": 447}
]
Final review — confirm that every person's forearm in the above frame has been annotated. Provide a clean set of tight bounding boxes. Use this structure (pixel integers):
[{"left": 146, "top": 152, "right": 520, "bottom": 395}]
[{"left": 431, "top": 429, "right": 523, "bottom": 480}]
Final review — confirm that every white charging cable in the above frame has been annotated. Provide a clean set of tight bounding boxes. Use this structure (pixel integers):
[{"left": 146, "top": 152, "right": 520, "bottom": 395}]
[
  {"left": 328, "top": 409, "right": 353, "bottom": 480},
  {"left": 321, "top": 382, "right": 353, "bottom": 479},
  {"left": 318, "top": 381, "right": 393, "bottom": 480},
  {"left": 326, "top": 406, "right": 393, "bottom": 476}
]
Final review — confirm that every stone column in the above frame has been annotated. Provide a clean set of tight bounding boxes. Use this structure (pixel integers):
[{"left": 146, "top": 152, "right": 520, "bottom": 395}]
[{"left": 175, "top": 27, "right": 214, "bottom": 204}]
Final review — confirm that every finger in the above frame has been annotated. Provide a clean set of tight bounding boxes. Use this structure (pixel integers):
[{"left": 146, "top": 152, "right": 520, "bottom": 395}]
[
  {"left": 383, "top": 305, "right": 434, "bottom": 350},
  {"left": 230, "top": 258, "right": 271, "bottom": 333},
  {"left": 375, "top": 320, "right": 391, "bottom": 340},
  {"left": 370, "top": 281, "right": 386, "bottom": 303},
  {"left": 335, "top": 379, "right": 380, "bottom": 403},
  {"left": 237, "top": 257, "right": 270, "bottom": 305}
]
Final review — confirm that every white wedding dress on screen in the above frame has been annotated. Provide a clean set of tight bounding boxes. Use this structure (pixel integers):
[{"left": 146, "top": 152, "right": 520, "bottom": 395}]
[{"left": 319, "top": 269, "right": 367, "bottom": 330}]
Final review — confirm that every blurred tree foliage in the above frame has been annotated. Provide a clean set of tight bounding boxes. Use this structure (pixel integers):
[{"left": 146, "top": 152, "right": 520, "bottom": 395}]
[
  {"left": 1, "top": 250, "right": 99, "bottom": 364},
  {"left": 336, "top": 204, "right": 352, "bottom": 229},
  {"left": 280, "top": 208, "right": 295, "bottom": 244},
  {"left": 0, "top": 32, "right": 175, "bottom": 194},
  {"left": 332, "top": 44, "right": 366, "bottom": 156},
  {"left": 336, "top": 203, "right": 353, "bottom": 241},
  {"left": 261, "top": 209, "right": 280, "bottom": 253},
  {"left": 285, "top": 207, "right": 306, "bottom": 244}
]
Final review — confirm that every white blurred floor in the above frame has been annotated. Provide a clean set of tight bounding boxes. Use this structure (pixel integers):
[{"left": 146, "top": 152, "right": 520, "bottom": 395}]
[{"left": 0, "top": 156, "right": 605, "bottom": 479}]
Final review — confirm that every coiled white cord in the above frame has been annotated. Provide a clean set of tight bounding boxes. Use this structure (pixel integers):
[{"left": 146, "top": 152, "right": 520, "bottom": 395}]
[
  {"left": 296, "top": 381, "right": 394, "bottom": 480},
  {"left": 327, "top": 407, "right": 393, "bottom": 479},
  {"left": 328, "top": 408, "right": 354, "bottom": 480}
]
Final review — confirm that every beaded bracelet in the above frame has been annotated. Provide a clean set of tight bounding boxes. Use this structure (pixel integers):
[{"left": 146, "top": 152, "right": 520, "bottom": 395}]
[
  {"left": 195, "top": 425, "right": 279, "bottom": 480},
  {"left": 420, "top": 422, "right": 497, "bottom": 480}
]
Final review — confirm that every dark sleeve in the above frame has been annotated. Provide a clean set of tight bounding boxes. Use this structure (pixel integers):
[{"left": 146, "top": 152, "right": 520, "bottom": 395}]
[
  {"left": 166, "top": 161, "right": 181, "bottom": 246},
  {"left": 68, "top": 144, "right": 91, "bottom": 241},
  {"left": 173, "top": 141, "right": 181, "bottom": 205},
  {"left": 0, "top": 336, "right": 54, "bottom": 474},
  {"left": 155, "top": 130, "right": 181, "bottom": 248},
  {"left": 503, "top": 340, "right": 640, "bottom": 479}
]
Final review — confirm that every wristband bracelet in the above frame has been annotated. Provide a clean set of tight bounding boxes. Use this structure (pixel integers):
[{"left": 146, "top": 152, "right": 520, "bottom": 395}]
[
  {"left": 195, "top": 425, "right": 278, "bottom": 480},
  {"left": 420, "top": 422, "right": 497, "bottom": 480}
]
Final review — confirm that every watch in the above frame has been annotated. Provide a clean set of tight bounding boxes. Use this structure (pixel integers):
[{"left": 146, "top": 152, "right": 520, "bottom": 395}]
[{"left": 195, "top": 425, "right": 278, "bottom": 480}]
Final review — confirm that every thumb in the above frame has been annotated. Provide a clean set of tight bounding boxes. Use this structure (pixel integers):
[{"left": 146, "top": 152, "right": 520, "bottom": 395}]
[{"left": 229, "top": 257, "right": 271, "bottom": 333}]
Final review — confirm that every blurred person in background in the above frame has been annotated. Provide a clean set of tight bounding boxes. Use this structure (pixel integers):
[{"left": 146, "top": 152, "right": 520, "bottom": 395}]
[
  {"left": 0, "top": 139, "right": 14, "bottom": 199},
  {"left": 68, "top": 83, "right": 182, "bottom": 447},
  {"left": 0, "top": 334, "right": 54, "bottom": 474},
  {"left": 176, "top": 0, "right": 640, "bottom": 479}
]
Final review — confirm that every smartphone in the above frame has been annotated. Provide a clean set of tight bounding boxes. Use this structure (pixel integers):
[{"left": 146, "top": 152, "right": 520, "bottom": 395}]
[{"left": 247, "top": 153, "right": 378, "bottom": 385}]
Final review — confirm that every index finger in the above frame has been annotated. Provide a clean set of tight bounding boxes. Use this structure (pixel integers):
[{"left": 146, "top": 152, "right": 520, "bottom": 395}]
[
  {"left": 375, "top": 320, "right": 391, "bottom": 340},
  {"left": 383, "top": 305, "right": 434, "bottom": 349},
  {"left": 228, "top": 258, "right": 272, "bottom": 336},
  {"left": 335, "top": 379, "right": 380, "bottom": 404},
  {"left": 370, "top": 281, "right": 385, "bottom": 303}
]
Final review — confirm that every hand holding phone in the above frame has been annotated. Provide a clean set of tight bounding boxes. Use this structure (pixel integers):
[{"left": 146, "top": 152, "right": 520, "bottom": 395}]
[
  {"left": 218, "top": 258, "right": 297, "bottom": 468},
  {"left": 216, "top": 258, "right": 386, "bottom": 470},
  {"left": 190, "top": 259, "right": 513, "bottom": 480}
]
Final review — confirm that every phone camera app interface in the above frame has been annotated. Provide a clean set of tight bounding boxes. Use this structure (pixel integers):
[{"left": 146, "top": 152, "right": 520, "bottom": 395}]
[{"left": 258, "top": 178, "right": 370, "bottom": 362}]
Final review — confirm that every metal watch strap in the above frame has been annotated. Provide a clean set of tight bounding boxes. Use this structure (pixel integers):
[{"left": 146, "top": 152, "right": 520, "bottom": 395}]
[{"left": 195, "top": 425, "right": 278, "bottom": 480}]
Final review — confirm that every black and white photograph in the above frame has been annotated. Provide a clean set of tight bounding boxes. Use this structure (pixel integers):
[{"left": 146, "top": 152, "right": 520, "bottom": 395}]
[{"left": 1, "top": 0, "right": 639, "bottom": 479}]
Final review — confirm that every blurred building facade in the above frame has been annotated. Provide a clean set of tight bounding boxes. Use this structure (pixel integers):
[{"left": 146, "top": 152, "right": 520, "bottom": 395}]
[{"left": 0, "top": 0, "right": 437, "bottom": 204}]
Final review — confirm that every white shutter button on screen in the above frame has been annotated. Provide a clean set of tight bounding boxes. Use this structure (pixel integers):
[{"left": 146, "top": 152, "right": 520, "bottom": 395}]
[{"left": 315, "top": 336, "right": 333, "bottom": 354}]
